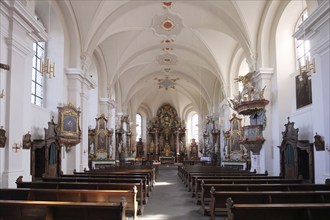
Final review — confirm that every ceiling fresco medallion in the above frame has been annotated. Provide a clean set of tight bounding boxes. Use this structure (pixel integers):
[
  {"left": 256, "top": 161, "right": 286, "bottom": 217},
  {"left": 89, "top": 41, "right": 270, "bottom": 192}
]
[
  {"left": 162, "top": 67, "right": 172, "bottom": 74},
  {"left": 155, "top": 76, "right": 179, "bottom": 90},
  {"left": 162, "top": 2, "right": 173, "bottom": 9},
  {"left": 157, "top": 53, "right": 178, "bottom": 65},
  {"left": 161, "top": 39, "right": 174, "bottom": 51},
  {"left": 151, "top": 11, "right": 184, "bottom": 37},
  {"left": 161, "top": 17, "right": 176, "bottom": 32}
]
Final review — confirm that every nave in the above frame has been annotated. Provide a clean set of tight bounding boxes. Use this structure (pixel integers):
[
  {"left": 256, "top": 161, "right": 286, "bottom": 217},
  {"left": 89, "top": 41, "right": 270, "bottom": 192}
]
[{"left": 140, "top": 165, "right": 219, "bottom": 220}]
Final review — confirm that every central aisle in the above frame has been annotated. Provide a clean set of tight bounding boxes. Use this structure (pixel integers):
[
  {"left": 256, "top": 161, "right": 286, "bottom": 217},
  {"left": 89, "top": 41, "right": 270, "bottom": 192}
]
[{"left": 139, "top": 165, "right": 222, "bottom": 220}]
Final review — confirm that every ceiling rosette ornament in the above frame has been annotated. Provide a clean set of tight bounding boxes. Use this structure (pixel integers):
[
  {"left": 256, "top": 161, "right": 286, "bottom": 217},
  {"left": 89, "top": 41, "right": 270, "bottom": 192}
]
[
  {"left": 157, "top": 53, "right": 178, "bottom": 65},
  {"left": 162, "top": 67, "right": 172, "bottom": 74},
  {"left": 155, "top": 76, "right": 179, "bottom": 90},
  {"left": 151, "top": 11, "right": 184, "bottom": 37},
  {"left": 162, "top": 2, "right": 174, "bottom": 9},
  {"left": 161, "top": 38, "right": 174, "bottom": 51}
]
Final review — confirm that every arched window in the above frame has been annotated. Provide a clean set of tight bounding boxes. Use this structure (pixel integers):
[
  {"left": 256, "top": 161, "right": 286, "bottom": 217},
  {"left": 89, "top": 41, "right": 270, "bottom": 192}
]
[
  {"left": 31, "top": 41, "right": 45, "bottom": 106},
  {"left": 136, "top": 113, "right": 142, "bottom": 141},
  {"left": 295, "top": 9, "right": 312, "bottom": 109},
  {"left": 295, "top": 10, "right": 309, "bottom": 72},
  {"left": 191, "top": 114, "right": 198, "bottom": 140}
]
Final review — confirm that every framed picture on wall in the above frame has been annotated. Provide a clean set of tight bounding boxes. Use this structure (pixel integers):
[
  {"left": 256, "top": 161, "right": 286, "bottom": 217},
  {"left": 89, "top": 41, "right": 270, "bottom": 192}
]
[
  {"left": 56, "top": 103, "right": 81, "bottom": 151},
  {"left": 296, "top": 72, "right": 312, "bottom": 109}
]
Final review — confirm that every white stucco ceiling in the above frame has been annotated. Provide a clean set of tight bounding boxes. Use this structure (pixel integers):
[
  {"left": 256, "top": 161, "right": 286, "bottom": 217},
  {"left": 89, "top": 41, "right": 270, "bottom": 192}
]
[{"left": 57, "top": 0, "right": 271, "bottom": 118}]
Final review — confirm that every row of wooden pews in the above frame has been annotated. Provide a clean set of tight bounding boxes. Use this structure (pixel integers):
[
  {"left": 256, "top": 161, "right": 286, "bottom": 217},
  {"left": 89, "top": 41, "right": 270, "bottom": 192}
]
[
  {"left": 178, "top": 164, "right": 330, "bottom": 220},
  {"left": 0, "top": 165, "right": 156, "bottom": 220}
]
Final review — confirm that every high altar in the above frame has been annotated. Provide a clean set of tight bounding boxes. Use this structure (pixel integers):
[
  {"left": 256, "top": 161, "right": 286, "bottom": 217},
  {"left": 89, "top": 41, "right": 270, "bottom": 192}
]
[{"left": 147, "top": 104, "right": 186, "bottom": 163}]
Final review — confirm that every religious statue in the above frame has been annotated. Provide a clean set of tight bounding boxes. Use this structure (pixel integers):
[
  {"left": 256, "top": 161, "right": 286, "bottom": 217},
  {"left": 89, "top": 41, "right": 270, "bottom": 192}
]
[
  {"left": 0, "top": 126, "right": 6, "bottom": 148},
  {"left": 163, "top": 142, "right": 171, "bottom": 157},
  {"left": 149, "top": 140, "right": 154, "bottom": 154},
  {"left": 136, "top": 138, "right": 144, "bottom": 158},
  {"left": 22, "top": 131, "right": 32, "bottom": 149},
  {"left": 190, "top": 138, "right": 198, "bottom": 159}
]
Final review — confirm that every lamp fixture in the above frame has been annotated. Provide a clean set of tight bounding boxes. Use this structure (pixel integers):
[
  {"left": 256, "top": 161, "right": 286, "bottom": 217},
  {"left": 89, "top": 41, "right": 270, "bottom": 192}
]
[
  {"left": 0, "top": 89, "right": 4, "bottom": 99},
  {"left": 40, "top": 58, "right": 55, "bottom": 78},
  {"left": 40, "top": 0, "right": 55, "bottom": 79}
]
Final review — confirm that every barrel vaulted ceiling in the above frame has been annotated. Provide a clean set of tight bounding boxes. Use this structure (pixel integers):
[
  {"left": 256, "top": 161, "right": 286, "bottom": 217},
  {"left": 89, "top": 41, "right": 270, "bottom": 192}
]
[{"left": 54, "top": 0, "right": 276, "bottom": 119}]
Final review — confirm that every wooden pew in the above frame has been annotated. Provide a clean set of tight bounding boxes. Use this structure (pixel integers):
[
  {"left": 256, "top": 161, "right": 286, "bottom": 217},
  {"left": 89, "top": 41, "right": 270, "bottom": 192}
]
[
  {"left": 86, "top": 166, "right": 156, "bottom": 185},
  {"left": 16, "top": 180, "right": 146, "bottom": 214},
  {"left": 0, "top": 188, "right": 138, "bottom": 219},
  {"left": 67, "top": 172, "right": 153, "bottom": 189},
  {"left": 191, "top": 174, "right": 279, "bottom": 197},
  {"left": 209, "top": 189, "right": 330, "bottom": 220},
  {"left": 0, "top": 199, "right": 126, "bottom": 220},
  {"left": 61, "top": 172, "right": 151, "bottom": 196},
  {"left": 200, "top": 183, "right": 330, "bottom": 215},
  {"left": 177, "top": 165, "right": 248, "bottom": 185},
  {"left": 193, "top": 178, "right": 302, "bottom": 201},
  {"left": 185, "top": 169, "right": 253, "bottom": 187},
  {"left": 226, "top": 198, "right": 330, "bottom": 220},
  {"left": 42, "top": 176, "right": 150, "bottom": 197}
]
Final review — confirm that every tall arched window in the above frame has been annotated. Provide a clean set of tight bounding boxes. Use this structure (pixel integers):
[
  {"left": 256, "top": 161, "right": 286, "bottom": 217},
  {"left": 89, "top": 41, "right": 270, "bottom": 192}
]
[
  {"left": 191, "top": 114, "right": 198, "bottom": 140},
  {"left": 136, "top": 113, "right": 142, "bottom": 141},
  {"left": 295, "top": 9, "right": 312, "bottom": 109},
  {"left": 31, "top": 41, "right": 45, "bottom": 106},
  {"left": 296, "top": 10, "right": 309, "bottom": 71}
]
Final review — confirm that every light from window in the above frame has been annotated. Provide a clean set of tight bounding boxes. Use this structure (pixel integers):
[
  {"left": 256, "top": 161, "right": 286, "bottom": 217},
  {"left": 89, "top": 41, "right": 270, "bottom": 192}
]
[
  {"left": 31, "top": 42, "right": 45, "bottom": 106},
  {"left": 191, "top": 114, "right": 199, "bottom": 141},
  {"left": 296, "top": 10, "right": 309, "bottom": 69},
  {"left": 136, "top": 113, "right": 142, "bottom": 141}
]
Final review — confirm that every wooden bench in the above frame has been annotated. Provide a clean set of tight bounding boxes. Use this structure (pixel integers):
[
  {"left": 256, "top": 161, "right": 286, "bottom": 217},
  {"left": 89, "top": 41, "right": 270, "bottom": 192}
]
[
  {"left": 188, "top": 172, "right": 270, "bottom": 192},
  {"left": 177, "top": 165, "right": 249, "bottom": 185},
  {"left": 42, "top": 176, "right": 151, "bottom": 197},
  {"left": 86, "top": 166, "right": 156, "bottom": 185},
  {"left": 0, "top": 199, "right": 126, "bottom": 220},
  {"left": 193, "top": 178, "right": 302, "bottom": 201},
  {"left": 200, "top": 183, "right": 330, "bottom": 215},
  {"left": 191, "top": 174, "right": 280, "bottom": 197},
  {"left": 16, "top": 180, "right": 146, "bottom": 214},
  {"left": 226, "top": 198, "right": 330, "bottom": 220},
  {"left": 209, "top": 189, "right": 330, "bottom": 220},
  {"left": 67, "top": 172, "right": 153, "bottom": 189},
  {"left": 185, "top": 169, "right": 255, "bottom": 187},
  {"left": 0, "top": 188, "right": 138, "bottom": 219}
]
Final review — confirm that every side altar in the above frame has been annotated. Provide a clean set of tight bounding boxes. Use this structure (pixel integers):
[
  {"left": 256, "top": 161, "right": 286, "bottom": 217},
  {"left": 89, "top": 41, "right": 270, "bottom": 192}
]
[{"left": 88, "top": 114, "right": 114, "bottom": 168}]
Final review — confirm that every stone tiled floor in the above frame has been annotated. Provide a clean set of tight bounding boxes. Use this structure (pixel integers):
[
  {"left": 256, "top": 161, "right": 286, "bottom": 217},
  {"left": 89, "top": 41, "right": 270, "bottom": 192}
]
[{"left": 135, "top": 165, "right": 226, "bottom": 220}]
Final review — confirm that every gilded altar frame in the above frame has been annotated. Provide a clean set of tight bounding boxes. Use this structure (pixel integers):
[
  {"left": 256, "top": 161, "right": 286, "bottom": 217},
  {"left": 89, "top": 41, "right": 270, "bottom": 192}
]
[
  {"left": 56, "top": 103, "right": 81, "bottom": 151},
  {"left": 88, "top": 114, "right": 113, "bottom": 162}
]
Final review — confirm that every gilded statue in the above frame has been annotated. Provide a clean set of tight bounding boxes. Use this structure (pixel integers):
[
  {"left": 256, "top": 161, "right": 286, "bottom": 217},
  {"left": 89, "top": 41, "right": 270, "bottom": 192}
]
[{"left": 163, "top": 142, "right": 171, "bottom": 157}]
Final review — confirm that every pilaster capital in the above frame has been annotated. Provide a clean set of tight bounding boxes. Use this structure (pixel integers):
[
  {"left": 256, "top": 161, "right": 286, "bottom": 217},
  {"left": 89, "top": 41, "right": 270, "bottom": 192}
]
[
  {"left": 254, "top": 68, "right": 274, "bottom": 82},
  {"left": 99, "top": 98, "right": 110, "bottom": 106},
  {"left": 66, "top": 68, "right": 96, "bottom": 90},
  {"left": 293, "top": 1, "right": 329, "bottom": 41},
  {"left": 66, "top": 68, "right": 84, "bottom": 82},
  {"left": 80, "top": 52, "right": 92, "bottom": 75},
  {"left": 5, "top": 36, "right": 32, "bottom": 56},
  {"left": 1, "top": 0, "right": 47, "bottom": 42}
]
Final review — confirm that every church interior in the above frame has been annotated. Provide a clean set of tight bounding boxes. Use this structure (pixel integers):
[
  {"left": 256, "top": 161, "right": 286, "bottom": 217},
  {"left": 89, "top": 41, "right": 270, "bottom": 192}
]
[{"left": 0, "top": 0, "right": 329, "bottom": 219}]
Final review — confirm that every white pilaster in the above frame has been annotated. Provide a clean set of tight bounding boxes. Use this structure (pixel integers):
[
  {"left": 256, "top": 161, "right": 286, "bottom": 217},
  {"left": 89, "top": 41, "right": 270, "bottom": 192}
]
[
  {"left": 254, "top": 68, "right": 274, "bottom": 174},
  {"left": 1, "top": 0, "right": 46, "bottom": 187},
  {"left": 65, "top": 68, "right": 95, "bottom": 173},
  {"left": 294, "top": 1, "right": 330, "bottom": 183}
]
